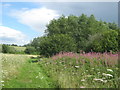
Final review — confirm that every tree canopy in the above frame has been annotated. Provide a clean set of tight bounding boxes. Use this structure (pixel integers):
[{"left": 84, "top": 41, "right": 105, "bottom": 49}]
[{"left": 26, "top": 14, "right": 119, "bottom": 56}]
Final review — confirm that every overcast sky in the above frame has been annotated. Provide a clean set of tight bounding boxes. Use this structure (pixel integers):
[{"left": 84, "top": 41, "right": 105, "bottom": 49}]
[{"left": 0, "top": 1, "right": 118, "bottom": 45}]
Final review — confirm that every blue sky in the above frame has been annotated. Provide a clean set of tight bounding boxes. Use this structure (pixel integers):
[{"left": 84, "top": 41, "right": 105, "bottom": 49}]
[{"left": 0, "top": 2, "right": 118, "bottom": 45}]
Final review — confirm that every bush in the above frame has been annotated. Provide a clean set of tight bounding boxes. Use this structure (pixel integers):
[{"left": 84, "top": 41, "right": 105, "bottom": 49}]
[
  {"left": 87, "top": 30, "right": 118, "bottom": 52},
  {"left": 24, "top": 46, "right": 37, "bottom": 54},
  {"left": 2, "top": 44, "right": 11, "bottom": 53},
  {"left": 37, "top": 34, "right": 77, "bottom": 57}
]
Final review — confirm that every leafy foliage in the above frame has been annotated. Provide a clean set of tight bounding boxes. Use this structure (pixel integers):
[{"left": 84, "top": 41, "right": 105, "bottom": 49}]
[
  {"left": 86, "top": 30, "right": 118, "bottom": 52},
  {"left": 2, "top": 44, "right": 10, "bottom": 53},
  {"left": 29, "top": 14, "right": 118, "bottom": 56},
  {"left": 37, "top": 34, "right": 76, "bottom": 57},
  {"left": 39, "top": 52, "right": 118, "bottom": 88},
  {"left": 24, "top": 46, "right": 37, "bottom": 54}
]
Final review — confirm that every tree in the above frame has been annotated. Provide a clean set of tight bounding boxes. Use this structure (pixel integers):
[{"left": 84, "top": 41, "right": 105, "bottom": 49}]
[
  {"left": 87, "top": 30, "right": 118, "bottom": 52},
  {"left": 2, "top": 44, "right": 10, "bottom": 53},
  {"left": 37, "top": 34, "right": 76, "bottom": 57},
  {"left": 29, "top": 14, "right": 119, "bottom": 55},
  {"left": 108, "top": 22, "right": 119, "bottom": 30},
  {"left": 45, "top": 15, "right": 69, "bottom": 36},
  {"left": 11, "top": 44, "right": 18, "bottom": 46}
]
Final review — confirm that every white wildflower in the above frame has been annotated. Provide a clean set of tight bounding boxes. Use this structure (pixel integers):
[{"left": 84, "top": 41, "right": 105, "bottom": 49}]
[
  {"left": 80, "top": 86, "right": 85, "bottom": 88},
  {"left": 102, "top": 73, "right": 113, "bottom": 77},
  {"left": 107, "top": 69, "right": 113, "bottom": 72},
  {"left": 75, "top": 66, "right": 79, "bottom": 68},
  {"left": 93, "top": 78, "right": 104, "bottom": 82},
  {"left": 86, "top": 75, "right": 92, "bottom": 77},
  {"left": 81, "top": 79, "right": 85, "bottom": 81},
  {"left": 94, "top": 78, "right": 107, "bottom": 83},
  {"left": 1, "top": 81, "right": 4, "bottom": 83}
]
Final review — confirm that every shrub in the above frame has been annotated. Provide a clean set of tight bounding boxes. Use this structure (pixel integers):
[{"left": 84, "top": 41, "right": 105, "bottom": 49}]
[
  {"left": 87, "top": 30, "right": 118, "bottom": 52},
  {"left": 37, "top": 34, "right": 77, "bottom": 57},
  {"left": 24, "top": 46, "right": 37, "bottom": 54},
  {"left": 2, "top": 44, "right": 10, "bottom": 53}
]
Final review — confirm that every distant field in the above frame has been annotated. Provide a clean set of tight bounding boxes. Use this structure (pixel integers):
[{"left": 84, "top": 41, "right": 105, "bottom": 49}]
[
  {"left": 9, "top": 46, "right": 26, "bottom": 52},
  {"left": 0, "top": 44, "right": 26, "bottom": 53}
]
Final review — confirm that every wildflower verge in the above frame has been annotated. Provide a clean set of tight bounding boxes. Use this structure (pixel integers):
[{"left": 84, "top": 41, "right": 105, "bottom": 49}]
[{"left": 38, "top": 52, "right": 118, "bottom": 88}]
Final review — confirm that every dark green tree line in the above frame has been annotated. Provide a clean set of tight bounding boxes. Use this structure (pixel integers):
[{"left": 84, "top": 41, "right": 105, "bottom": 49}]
[{"left": 26, "top": 14, "right": 119, "bottom": 56}]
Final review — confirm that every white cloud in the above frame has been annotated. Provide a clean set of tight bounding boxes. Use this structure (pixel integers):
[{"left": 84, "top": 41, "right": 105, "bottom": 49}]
[
  {"left": 11, "top": 7, "right": 59, "bottom": 33},
  {"left": 0, "top": 26, "right": 29, "bottom": 45}
]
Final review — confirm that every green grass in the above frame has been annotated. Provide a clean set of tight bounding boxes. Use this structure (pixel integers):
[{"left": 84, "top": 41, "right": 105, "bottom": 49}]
[
  {"left": 9, "top": 46, "right": 26, "bottom": 52},
  {"left": 2, "top": 53, "right": 118, "bottom": 88},
  {"left": 2, "top": 54, "right": 30, "bottom": 79},
  {"left": 3, "top": 58, "right": 56, "bottom": 88}
]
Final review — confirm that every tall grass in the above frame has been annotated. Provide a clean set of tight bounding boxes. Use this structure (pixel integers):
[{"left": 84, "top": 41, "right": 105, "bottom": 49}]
[
  {"left": 39, "top": 52, "right": 118, "bottom": 88},
  {"left": 1, "top": 54, "right": 55, "bottom": 88},
  {"left": 52, "top": 52, "right": 118, "bottom": 66},
  {"left": 1, "top": 54, "right": 30, "bottom": 83},
  {"left": 1, "top": 52, "right": 118, "bottom": 88}
]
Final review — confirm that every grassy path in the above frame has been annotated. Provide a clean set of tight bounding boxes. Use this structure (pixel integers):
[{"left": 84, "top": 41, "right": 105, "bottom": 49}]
[{"left": 3, "top": 59, "right": 56, "bottom": 88}]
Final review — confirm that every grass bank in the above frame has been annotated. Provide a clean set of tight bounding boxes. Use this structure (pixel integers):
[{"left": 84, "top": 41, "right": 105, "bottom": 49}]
[
  {"left": 2, "top": 54, "right": 56, "bottom": 88},
  {"left": 3, "top": 58, "right": 56, "bottom": 88}
]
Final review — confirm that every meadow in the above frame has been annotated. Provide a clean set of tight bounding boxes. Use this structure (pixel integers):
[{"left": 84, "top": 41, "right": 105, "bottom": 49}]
[
  {"left": 0, "top": 44, "right": 26, "bottom": 51},
  {"left": 1, "top": 54, "right": 56, "bottom": 88},
  {"left": 9, "top": 46, "right": 26, "bottom": 52},
  {"left": 1, "top": 53, "right": 30, "bottom": 88},
  {"left": 2, "top": 54, "right": 30, "bottom": 79},
  {"left": 1, "top": 52, "right": 119, "bottom": 88},
  {"left": 39, "top": 52, "right": 119, "bottom": 88}
]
